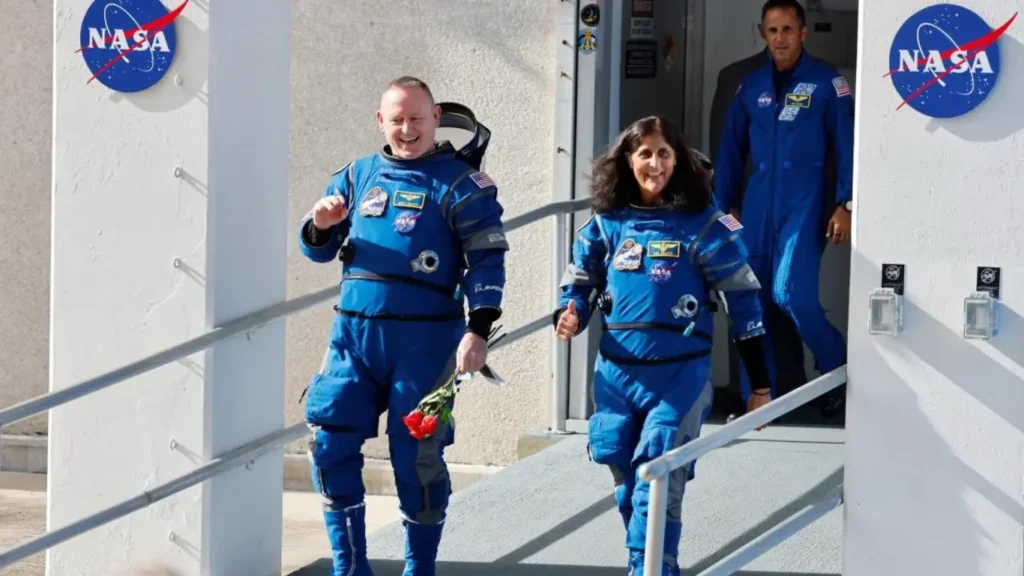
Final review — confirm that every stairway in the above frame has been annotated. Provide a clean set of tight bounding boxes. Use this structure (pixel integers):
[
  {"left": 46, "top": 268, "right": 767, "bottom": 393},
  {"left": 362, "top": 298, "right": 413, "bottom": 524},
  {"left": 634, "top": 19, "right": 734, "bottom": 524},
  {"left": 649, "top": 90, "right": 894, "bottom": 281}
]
[{"left": 288, "top": 424, "right": 845, "bottom": 575}]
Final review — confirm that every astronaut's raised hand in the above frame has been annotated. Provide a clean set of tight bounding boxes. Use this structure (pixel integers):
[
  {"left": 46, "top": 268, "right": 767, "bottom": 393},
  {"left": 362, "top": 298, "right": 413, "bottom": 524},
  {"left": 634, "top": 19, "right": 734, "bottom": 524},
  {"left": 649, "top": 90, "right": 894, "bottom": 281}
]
[
  {"left": 311, "top": 195, "right": 349, "bottom": 229},
  {"left": 555, "top": 300, "right": 580, "bottom": 341},
  {"left": 456, "top": 332, "right": 487, "bottom": 374}
]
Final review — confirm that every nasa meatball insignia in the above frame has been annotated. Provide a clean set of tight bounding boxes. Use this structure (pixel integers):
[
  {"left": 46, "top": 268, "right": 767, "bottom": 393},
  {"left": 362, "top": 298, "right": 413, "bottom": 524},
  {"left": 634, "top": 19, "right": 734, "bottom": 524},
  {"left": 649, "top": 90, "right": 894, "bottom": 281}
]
[
  {"left": 79, "top": 0, "right": 188, "bottom": 93},
  {"left": 887, "top": 4, "right": 1016, "bottom": 118}
]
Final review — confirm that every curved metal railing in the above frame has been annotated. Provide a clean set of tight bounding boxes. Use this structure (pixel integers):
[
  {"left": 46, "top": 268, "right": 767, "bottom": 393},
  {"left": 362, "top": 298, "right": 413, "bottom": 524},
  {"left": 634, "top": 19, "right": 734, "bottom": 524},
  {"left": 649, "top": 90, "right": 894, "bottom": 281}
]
[{"left": 0, "top": 196, "right": 592, "bottom": 569}]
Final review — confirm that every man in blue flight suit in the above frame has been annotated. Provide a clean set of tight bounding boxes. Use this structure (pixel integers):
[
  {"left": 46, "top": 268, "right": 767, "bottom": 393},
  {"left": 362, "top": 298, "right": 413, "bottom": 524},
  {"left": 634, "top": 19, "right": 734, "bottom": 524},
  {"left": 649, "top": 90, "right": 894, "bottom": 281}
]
[
  {"left": 714, "top": 0, "right": 853, "bottom": 416},
  {"left": 297, "top": 76, "right": 508, "bottom": 576}
]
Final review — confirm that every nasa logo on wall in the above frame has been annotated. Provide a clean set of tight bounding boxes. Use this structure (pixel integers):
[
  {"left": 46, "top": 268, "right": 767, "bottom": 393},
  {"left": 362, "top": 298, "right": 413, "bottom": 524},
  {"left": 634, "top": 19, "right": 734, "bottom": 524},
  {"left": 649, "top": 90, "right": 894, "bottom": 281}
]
[
  {"left": 79, "top": 0, "right": 189, "bottom": 93},
  {"left": 887, "top": 4, "right": 1016, "bottom": 118}
]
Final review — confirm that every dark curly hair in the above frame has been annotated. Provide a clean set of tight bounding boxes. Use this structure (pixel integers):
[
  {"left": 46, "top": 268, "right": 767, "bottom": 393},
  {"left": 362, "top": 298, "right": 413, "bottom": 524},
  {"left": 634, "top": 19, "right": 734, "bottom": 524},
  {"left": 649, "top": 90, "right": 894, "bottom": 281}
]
[{"left": 589, "top": 116, "right": 712, "bottom": 214}]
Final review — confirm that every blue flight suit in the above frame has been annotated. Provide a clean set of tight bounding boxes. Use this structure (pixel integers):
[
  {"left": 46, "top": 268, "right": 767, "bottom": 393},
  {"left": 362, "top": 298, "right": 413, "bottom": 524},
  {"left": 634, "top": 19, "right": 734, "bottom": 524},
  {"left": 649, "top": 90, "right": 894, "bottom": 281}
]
[
  {"left": 714, "top": 50, "right": 853, "bottom": 403},
  {"left": 557, "top": 205, "right": 766, "bottom": 575},
  {"left": 298, "top": 141, "right": 508, "bottom": 576}
]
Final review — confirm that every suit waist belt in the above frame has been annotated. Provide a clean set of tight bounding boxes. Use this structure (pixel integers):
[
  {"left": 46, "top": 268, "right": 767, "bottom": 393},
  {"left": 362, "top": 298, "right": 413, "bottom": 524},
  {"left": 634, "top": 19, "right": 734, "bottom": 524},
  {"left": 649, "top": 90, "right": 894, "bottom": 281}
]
[
  {"left": 599, "top": 347, "right": 711, "bottom": 366},
  {"left": 603, "top": 322, "right": 713, "bottom": 344},
  {"left": 342, "top": 271, "right": 458, "bottom": 299},
  {"left": 333, "top": 306, "right": 463, "bottom": 322}
]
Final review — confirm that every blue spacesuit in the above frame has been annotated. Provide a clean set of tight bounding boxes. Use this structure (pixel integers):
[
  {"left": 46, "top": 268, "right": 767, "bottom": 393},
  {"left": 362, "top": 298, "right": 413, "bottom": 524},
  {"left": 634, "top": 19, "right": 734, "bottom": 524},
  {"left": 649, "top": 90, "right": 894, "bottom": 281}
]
[
  {"left": 714, "top": 49, "right": 853, "bottom": 403},
  {"left": 298, "top": 141, "right": 507, "bottom": 576},
  {"left": 557, "top": 204, "right": 768, "bottom": 575}
]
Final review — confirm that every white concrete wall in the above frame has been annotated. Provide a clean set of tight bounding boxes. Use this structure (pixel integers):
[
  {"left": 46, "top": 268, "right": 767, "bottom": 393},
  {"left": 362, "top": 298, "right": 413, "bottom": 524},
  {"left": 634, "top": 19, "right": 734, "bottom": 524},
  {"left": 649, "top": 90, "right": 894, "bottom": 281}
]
[
  {"left": 47, "top": 0, "right": 210, "bottom": 571},
  {"left": 0, "top": 0, "right": 51, "bottom": 440},
  {"left": 845, "top": 1, "right": 1024, "bottom": 575},
  {"left": 3, "top": 0, "right": 559, "bottom": 472},
  {"left": 47, "top": 0, "right": 289, "bottom": 573}
]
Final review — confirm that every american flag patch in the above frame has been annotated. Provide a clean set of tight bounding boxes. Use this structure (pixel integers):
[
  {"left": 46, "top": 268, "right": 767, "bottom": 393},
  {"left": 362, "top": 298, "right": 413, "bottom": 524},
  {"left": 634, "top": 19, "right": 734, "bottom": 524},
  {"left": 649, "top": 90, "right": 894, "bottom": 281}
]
[
  {"left": 833, "top": 76, "right": 851, "bottom": 98},
  {"left": 718, "top": 214, "right": 743, "bottom": 232},
  {"left": 469, "top": 171, "right": 495, "bottom": 188}
]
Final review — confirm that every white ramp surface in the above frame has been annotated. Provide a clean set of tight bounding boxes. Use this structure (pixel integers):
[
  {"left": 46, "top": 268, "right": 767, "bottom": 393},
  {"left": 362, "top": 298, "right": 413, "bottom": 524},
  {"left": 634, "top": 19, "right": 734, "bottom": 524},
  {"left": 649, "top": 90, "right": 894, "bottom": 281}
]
[{"left": 289, "top": 425, "right": 844, "bottom": 575}]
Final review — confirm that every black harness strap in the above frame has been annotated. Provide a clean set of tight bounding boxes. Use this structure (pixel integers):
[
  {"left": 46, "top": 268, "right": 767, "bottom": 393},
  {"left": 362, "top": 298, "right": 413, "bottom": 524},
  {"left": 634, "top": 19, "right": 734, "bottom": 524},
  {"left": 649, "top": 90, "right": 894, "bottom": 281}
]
[
  {"left": 600, "top": 347, "right": 712, "bottom": 366},
  {"left": 603, "top": 321, "right": 713, "bottom": 344},
  {"left": 333, "top": 306, "right": 463, "bottom": 323},
  {"left": 342, "top": 272, "right": 458, "bottom": 299}
]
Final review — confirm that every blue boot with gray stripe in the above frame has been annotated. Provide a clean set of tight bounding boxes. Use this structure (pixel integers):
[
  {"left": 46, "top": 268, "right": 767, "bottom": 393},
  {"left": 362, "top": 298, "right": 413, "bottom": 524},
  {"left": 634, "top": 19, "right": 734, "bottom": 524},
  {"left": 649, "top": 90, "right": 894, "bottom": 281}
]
[
  {"left": 402, "top": 520, "right": 444, "bottom": 575},
  {"left": 323, "top": 502, "right": 375, "bottom": 576}
]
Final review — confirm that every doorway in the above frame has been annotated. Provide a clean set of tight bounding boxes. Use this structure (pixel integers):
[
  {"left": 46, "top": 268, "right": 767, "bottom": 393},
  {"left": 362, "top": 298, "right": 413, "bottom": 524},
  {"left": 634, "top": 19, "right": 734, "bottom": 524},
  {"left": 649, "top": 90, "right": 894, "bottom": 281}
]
[{"left": 562, "top": 0, "right": 860, "bottom": 430}]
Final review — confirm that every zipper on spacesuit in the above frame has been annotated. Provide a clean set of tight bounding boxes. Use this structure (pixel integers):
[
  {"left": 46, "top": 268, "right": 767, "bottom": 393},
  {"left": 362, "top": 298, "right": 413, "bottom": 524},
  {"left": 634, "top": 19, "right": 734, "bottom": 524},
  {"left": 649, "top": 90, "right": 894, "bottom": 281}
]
[{"left": 769, "top": 82, "right": 780, "bottom": 260}]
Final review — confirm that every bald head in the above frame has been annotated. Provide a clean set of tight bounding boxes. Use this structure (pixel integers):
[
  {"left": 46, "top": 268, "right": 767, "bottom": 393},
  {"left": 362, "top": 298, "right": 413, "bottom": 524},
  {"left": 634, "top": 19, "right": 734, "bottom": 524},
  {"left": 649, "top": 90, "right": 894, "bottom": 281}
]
[{"left": 376, "top": 76, "right": 441, "bottom": 159}]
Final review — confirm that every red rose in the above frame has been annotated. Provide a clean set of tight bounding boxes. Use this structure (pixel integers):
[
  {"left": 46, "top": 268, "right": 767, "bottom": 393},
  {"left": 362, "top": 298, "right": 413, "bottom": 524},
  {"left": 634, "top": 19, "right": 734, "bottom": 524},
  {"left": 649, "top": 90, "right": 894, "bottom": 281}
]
[
  {"left": 403, "top": 410, "right": 424, "bottom": 438},
  {"left": 420, "top": 415, "right": 439, "bottom": 437}
]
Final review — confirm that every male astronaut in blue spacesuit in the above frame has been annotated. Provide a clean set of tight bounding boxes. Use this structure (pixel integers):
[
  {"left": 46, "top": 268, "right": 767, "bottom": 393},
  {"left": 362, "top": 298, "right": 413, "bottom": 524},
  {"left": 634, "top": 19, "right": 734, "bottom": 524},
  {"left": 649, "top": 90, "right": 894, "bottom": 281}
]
[
  {"left": 714, "top": 0, "right": 853, "bottom": 412},
  {"left": 297, "top": 76, "right": 507, "bottom": 576}
]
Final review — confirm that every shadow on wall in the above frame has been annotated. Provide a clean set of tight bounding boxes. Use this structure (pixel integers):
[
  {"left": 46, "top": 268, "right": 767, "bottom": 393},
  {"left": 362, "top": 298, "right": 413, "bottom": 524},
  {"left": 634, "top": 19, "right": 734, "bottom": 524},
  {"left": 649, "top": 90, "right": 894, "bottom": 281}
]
[
  {"left": 108, "top": 14, "right": 209, "bottom": 112},
  {"left": 919, "top": 34, "right": 1024, "bottom": 142},
  {"left": 848, "top": 252, "right": 1023, "bottom": 575}
]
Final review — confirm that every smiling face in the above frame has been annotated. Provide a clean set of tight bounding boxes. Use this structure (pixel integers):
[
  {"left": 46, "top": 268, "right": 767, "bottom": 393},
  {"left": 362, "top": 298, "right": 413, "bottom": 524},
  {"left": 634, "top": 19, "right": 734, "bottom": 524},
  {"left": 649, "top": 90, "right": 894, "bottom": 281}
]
[
  {"left": 628, "top": 131, "right": 676, "bottom": 199},
  {"left": 376, "top": 84, "right": 441, "bottom": 159},
  {"left": 761, "top": 6, "right": 807, "bottom": 71}
]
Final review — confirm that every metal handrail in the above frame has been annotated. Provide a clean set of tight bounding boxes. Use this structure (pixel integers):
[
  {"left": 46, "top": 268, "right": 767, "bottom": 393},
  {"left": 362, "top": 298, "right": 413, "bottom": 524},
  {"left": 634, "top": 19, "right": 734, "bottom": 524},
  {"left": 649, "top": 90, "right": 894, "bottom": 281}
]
[
  {"left": 0, "top": 197, "right": 593, "bottom": 429},
  {"left": 0, "top": 310, "right": 556, "bottom": 568},
  {"left": 0, "top": 195, "right": 591, "bottom": 567},
  {"left": 0, "top": 423, "right": 308, "bottom": 568},
  {"left": 639, "top": 365, "right": 847, "bottom": 576}
]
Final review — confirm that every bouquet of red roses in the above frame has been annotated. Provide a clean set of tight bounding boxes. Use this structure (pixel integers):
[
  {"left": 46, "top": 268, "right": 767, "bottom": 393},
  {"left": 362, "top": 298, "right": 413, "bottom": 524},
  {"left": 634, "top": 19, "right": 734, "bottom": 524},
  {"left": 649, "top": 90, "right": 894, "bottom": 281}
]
[{"left": 402, "top": 326, "right": 505, "bottom": 440}]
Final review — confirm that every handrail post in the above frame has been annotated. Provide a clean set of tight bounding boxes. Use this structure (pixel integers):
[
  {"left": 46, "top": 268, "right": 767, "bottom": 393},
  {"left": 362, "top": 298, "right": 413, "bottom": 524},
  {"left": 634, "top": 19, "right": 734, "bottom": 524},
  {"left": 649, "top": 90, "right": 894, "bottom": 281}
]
[
  {"left": 550, "top": 212, "right": 570, "bottom": 433},
  {"left": 643, "top": 473, "right": 669, "bottom": 575}
]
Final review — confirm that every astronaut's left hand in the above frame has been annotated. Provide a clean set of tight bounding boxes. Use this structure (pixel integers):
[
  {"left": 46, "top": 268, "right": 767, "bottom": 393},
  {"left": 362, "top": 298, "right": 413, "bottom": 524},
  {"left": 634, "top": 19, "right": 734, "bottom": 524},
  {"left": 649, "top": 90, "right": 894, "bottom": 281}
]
[
  {"left": 456, "top": 332, "right": 488, "bottom": 374},
  {"left": 826, "top": 206, "right": 851, "bottom": 245}
]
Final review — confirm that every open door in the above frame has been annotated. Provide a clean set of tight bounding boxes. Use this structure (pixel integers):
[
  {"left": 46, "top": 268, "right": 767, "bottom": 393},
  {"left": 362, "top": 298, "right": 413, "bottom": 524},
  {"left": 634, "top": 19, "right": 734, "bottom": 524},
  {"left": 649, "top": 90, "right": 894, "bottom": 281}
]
[{"left": 558, "top": 0, "right": 859, "bottom": 429}]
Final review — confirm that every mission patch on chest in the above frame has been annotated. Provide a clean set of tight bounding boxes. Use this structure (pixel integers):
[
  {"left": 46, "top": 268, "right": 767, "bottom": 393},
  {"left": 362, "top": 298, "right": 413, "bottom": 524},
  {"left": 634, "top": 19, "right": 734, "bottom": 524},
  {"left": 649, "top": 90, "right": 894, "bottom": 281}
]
[
  {"left": 393, "top": 191, "right": 426, "bottom": 210},
  {"left": 784, "top": 93, "right": 812, "bottom": 108},
  {"left": 613, "top": 239, "right": 644, "bottom": 270},
  {"left": 792, "top": 82, "right": 817, "bottom": 96},
  {"left": 360, "top": 187, "right": 389, "bottom": 216},
  {"left": 647, "top": 240, "right": 681, "bottom": 259}
]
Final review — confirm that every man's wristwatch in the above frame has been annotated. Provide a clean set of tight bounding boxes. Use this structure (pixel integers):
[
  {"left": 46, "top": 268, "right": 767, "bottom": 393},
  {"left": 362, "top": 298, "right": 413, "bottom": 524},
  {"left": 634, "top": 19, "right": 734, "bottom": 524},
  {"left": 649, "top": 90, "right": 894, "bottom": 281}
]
[{"left": 841, "top": 201, "right": 853, "bottom": 213}]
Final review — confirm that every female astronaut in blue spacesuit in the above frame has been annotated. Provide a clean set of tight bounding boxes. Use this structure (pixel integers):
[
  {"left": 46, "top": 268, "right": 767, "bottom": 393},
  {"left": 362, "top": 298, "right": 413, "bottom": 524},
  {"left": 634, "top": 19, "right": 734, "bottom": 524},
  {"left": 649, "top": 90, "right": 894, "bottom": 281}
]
[{"left": 553, "top": 116, "right": 774, "bottom": 575}]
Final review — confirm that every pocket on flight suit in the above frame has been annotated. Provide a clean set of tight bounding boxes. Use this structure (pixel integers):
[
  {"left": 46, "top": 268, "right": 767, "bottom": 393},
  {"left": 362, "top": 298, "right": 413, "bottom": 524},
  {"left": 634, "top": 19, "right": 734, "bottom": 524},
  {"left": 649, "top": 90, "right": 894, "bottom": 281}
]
[
  {"left": 303, "top": 352, "right": 381, "bottom": 436},
  {"left": 587, "top": 411, "right": 637, "bottom": 470}
]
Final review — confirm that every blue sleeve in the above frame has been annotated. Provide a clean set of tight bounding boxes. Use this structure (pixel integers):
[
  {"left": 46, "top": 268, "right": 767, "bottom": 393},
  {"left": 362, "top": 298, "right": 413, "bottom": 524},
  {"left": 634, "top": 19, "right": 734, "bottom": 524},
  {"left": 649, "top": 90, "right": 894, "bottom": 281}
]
[
  {"left": 557, "top": 215, "right": 609, "bottom": 333},
  {"left": 690, "top": 211, "right": 766, "bottom": 341},
  {"left": 712, "top": 84, "right": 751, "bottom": 214},
  {"left": 446, "top": 169, "right": 509, "bottom": 314},
  {"left": 297, "top": 163, "right": 354, "bottom": 263},
  {"left": 826, "top": 73, "right": 855, "bottom": 204}
]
